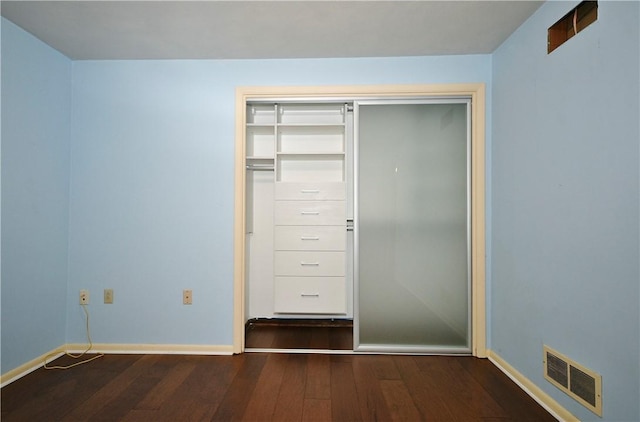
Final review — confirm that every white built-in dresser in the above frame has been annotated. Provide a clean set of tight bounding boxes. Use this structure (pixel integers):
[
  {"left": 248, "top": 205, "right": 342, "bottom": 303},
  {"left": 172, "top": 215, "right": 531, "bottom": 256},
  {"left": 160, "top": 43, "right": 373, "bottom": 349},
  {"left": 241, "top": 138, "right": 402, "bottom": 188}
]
[{"left": 246, "top": 102, "right": 348, "bottom": 316}]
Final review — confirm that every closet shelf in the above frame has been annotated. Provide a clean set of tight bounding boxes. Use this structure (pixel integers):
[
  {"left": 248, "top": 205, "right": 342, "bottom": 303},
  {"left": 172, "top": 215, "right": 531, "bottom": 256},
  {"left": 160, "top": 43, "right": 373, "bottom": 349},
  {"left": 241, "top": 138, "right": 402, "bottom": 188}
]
[
  {"left": 277, "top": 123, "right": 345, "bottom": 128},
  {"left": 246, "top": 156, "right": 275, "bottom": 160},
  {"left": 246, "top": 123, "right": 275, "bottom": 128},
  {"left": 246, "top": 165, "right": 274, "bottom": 171},
  {"left": 276, "top": 152, "right": 345, "bottom": 156}
]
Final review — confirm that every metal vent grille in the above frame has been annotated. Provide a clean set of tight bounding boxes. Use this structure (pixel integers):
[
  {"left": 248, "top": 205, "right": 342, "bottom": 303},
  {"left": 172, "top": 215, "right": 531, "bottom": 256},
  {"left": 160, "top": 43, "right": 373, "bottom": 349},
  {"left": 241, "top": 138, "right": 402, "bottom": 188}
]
[
  {"left": 543, "top": 345, "right": 602, "bottom": 416},
  {"left": 570, "top": 365, "right": 597, "bottom": 407},
  {"left": 546, "top": 351, "right": 568, "bottom": 388}
]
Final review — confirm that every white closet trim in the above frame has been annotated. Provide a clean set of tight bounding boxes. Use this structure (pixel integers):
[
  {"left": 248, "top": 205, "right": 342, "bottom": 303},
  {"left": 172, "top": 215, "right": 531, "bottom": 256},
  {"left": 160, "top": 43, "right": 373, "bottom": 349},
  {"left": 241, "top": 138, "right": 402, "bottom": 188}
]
[{"left": 234, "top": 84, "right": 486, "bottom": 357}]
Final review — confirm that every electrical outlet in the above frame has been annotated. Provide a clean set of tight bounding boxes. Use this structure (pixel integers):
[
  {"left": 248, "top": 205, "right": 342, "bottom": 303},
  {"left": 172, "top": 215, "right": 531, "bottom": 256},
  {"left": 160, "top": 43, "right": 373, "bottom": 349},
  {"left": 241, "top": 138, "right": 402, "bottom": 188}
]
[
  {"left": 183, "top": 289, "right": 192, "bottom": 305},
  {"left": 79, "top": 289, "right": 89, "bottom": 305},
  {"left": 104, "top": 289, "right": 114, "bottom": 304}
]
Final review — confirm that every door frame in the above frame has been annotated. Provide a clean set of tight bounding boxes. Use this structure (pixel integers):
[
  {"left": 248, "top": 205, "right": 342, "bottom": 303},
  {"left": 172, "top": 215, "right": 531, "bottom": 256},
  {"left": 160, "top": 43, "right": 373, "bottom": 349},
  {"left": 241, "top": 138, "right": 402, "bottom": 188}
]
[{"left": 233, "top": 84, "right": 487, "bottom": 357}]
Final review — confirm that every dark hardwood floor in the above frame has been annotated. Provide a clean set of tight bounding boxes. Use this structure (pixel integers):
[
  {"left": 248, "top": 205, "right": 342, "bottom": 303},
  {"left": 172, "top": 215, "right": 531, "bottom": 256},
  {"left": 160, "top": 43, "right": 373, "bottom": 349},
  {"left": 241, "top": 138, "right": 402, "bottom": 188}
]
[{"left": 1, "top": 351, "right": 556, "bottom": 421}]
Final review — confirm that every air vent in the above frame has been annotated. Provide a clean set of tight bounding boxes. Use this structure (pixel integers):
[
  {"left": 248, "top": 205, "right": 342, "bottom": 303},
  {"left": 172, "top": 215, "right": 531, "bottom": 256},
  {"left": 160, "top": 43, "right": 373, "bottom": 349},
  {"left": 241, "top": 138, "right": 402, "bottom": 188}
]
[
  {"left": 548, "top": 1, "right": 598, "bottom": 53},
  {"left": 543, "top": 345, "right": 602, "bottom": 416},
  {"left": 546, "top": 350, "right": 569, "bottom": 388}
]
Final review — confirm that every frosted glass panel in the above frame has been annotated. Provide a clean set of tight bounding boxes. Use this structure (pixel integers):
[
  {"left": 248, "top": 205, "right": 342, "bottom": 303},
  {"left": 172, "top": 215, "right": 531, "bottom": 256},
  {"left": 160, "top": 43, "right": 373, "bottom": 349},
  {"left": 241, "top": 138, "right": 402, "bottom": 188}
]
[{"left": 356, "top": 102, "right": 470, "bottom": 352}]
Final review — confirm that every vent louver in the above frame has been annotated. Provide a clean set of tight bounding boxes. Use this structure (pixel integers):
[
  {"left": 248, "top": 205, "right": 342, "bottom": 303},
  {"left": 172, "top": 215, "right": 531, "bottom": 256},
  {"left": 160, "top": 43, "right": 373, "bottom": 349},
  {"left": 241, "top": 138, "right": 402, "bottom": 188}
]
[
  {"left": 543, "top": 345, "right": 602, "bottom": 416},
  {"left": 546, "top": 351, "right": 569, "bottom": 388},
  {"left": 570, "top": 365, "right": 597, "bottom": 407}
]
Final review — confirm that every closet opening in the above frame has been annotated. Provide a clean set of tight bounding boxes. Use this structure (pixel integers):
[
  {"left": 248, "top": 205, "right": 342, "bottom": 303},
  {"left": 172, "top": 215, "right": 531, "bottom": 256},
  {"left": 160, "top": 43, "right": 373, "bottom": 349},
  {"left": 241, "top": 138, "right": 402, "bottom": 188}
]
[
  {"left": 234, "top": 85, "right": 487, "bottom": 357},
  {"left": 244, "top": 100, "right": 355, "bottom": 352}
]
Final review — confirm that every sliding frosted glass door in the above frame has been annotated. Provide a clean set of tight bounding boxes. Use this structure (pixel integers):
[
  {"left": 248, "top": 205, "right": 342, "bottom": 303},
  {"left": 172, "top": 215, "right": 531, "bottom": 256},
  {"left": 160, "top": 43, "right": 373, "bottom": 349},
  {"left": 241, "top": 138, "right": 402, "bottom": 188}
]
[{"left": 355, "top": 101, "right": 471, "bottom": 353}]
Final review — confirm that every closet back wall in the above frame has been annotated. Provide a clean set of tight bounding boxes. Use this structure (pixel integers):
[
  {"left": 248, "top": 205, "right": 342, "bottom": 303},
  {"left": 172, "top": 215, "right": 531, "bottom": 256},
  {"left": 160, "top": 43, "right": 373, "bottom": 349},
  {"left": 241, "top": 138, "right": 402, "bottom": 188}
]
[{"left": 68, "top": 56, "right": 492, "bottom": 346}]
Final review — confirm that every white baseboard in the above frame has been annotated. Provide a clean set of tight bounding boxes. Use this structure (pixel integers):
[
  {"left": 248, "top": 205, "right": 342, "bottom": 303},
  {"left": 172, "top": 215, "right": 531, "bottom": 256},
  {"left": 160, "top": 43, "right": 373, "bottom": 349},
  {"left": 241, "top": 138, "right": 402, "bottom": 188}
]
[
  {"left": 1, "top": 343, "right": 234, "bottom": 387},
  {"left": 0, "top": 346, "right": 65, "bottom": 387},
  {"left": 487, "top": 350, "right": 578, "bottom": 422},
  {"left": 65, "top": 343, "right": 234, "bottom": 355}
]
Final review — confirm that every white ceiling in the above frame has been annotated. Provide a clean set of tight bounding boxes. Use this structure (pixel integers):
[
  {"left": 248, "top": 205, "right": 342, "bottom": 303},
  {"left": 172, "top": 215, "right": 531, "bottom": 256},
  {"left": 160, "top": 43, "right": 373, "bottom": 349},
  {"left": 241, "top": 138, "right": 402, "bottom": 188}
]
[{"left": 1, "top": 1, "right": 544, "bottom": 60}]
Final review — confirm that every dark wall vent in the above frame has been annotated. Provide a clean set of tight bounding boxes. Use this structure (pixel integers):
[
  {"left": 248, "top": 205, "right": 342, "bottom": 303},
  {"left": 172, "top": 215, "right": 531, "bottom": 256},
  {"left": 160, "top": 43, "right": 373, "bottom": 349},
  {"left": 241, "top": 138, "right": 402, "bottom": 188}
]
[
  {"left": 543, "top": 345, "right": 602, "bottom": 416},
  {"left": 546, "top": 350, "right": 569, "bottom": 388},
  {"left": 548, "top": 1, "right": 598, "bottom": 53}
]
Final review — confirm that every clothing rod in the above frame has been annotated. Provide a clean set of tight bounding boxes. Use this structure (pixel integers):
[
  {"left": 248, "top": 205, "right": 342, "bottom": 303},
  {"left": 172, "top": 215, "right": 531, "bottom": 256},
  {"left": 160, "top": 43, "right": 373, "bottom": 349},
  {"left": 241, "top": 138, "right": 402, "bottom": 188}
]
[{"left": 246, "top": 165, "right": 274, "bottom": 171}]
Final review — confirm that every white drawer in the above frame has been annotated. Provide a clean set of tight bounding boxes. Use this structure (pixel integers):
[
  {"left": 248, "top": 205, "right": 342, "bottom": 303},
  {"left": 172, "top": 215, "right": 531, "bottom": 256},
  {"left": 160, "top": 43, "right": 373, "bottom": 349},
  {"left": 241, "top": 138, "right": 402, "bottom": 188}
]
[
  {"left": 274, "top": 277, "right": 346, "bottom": 314},
  {"left": 274, "top": 226, "right": 345, "bottom": 251},
  {"left": 275, "top": 182, "right": 345, "bottom": 201},
  {"left": 275, "top": 251, "right": 345, "bottom": 276},
  {"left": 275, "top": 201, "right": 345, "bottom": 226}
]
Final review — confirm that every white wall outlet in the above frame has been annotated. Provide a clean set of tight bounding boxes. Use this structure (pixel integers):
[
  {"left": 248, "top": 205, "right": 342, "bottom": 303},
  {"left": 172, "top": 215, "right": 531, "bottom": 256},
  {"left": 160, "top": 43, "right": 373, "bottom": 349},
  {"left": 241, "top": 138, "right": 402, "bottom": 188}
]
[
  {"left": 104, "top": 288, "right": 114, "bottom": 304},
  {"left": 183, "top": 289, "right": 192, "bottom": 305},
  {"left": 79, "top": 289, "right": 89, "bottom": 305}
]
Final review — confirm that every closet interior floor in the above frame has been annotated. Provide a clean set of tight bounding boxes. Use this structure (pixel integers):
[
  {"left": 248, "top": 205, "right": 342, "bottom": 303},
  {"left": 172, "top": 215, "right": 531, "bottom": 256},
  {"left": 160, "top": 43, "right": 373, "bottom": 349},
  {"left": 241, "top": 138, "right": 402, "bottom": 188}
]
[{"left": 245, "top": 319, "right": 353, "bottom": 350}]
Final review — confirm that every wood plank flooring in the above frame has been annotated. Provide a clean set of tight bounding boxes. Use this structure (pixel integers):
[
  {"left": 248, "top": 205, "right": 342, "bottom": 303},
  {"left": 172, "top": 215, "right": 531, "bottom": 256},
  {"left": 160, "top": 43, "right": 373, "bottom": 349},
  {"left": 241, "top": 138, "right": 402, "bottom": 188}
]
[
  {"left": 2, "top": 352, "right": 556, "bottom": 421},
  {"left": 245, "top": 319, "right": 353, "bottom": 350}
]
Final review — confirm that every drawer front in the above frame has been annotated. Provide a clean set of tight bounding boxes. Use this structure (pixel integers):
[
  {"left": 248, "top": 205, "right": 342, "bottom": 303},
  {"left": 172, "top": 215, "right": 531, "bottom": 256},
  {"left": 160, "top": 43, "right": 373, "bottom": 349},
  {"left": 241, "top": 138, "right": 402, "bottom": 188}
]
[
  {"left": 275, "top": 182, "right": 345, "bottom": 201},
  {"left": 274, "top": 277, "right": 346, "bottom": 314},
  {"left": 274, "top": 226, "right": 345, "bottom": 251},
  {"left": 275, "top": 251, "right": 345, "bottom": 276},
  {"left": 275, "top": 201, "right": 345, "bottom": 226}
]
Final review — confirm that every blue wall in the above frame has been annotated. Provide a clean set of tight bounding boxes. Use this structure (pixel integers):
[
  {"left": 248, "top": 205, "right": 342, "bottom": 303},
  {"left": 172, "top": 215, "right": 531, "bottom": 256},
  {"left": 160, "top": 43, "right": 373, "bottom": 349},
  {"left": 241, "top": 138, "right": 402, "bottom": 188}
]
[
  {"left": 5, "top": 3, "right": 639, "bottom": 419},
  {"left": 1, "top": 19, "right": 71, "bottom": 372},
  {"left": 67, "top": 57, "right": 492, "bottom": 345},
  {"left": 0, "top": 14, "right": 492, "bottom": 364},
  {"left": 492, "top": 1, "right": 639, "bottom": 421}
]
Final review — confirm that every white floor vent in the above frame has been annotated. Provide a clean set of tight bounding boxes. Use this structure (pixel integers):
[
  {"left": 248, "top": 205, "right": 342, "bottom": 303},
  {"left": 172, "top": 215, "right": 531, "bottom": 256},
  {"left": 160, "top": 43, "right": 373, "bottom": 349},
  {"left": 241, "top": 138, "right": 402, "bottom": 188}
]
[{"left": 543, "top": 345, "right": 602, "bottom": 416}]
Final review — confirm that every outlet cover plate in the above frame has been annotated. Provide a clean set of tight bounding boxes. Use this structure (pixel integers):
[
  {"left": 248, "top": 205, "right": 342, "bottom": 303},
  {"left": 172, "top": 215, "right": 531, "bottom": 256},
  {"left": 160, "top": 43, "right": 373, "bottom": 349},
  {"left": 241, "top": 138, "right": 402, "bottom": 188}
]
[
  {"left": 183, "top": 289, "right": 192, "bottom": 305},
  {"left": 104, "top": 289, "right": 114, "bottom": 304},
  {"left": 79, "top": 289, "right": 89, "bottom": 305}
]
